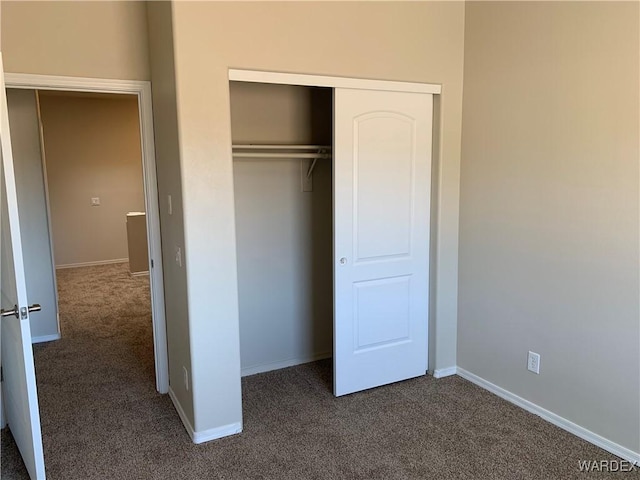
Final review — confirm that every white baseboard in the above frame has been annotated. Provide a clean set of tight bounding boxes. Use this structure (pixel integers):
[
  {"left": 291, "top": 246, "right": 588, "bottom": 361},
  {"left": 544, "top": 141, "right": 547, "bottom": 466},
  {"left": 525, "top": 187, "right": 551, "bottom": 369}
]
[
  {"left": 192, "top": 421, "right": 243, "bottom": 444},
  {"left": 168, "top": 387, "right": 242, "bottom": 444},
  {"left": 130, "top": 271, "right": 149, "bottom": 277},
  {"left": 431, "top": 366, "right": 458, "bottom": 379},
  {"left": 241, "top": 352, "right": 332, "bottom": 377},
  {"left": 56, "top": 258, "right": 128, "bottom": 270},
  {"left": 456, "top": 367, "right": 640, "bottom": 464},
  {"left": 32, "top": 333, "right": 61, "bottom": 344}
]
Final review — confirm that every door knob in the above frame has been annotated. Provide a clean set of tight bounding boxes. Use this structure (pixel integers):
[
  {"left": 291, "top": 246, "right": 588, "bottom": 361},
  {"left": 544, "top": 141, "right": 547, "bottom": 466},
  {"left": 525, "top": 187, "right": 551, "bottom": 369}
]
[
  {"left": 339, "top": 257, "right": 347, "bottom": 265},
  {"left": 0, "top": 304, "right": 41, "bottom": 319},
  {"left": 0, "top": 305, "right": 18, "bottom": 318}
]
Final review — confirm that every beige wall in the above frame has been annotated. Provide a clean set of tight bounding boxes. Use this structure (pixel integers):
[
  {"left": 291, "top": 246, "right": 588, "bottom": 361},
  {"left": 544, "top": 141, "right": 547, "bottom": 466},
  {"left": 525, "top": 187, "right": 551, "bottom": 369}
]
[
  {"left": 39, "top": 93, "right": 145, "bottom": 268},
  {"left": 231, "top": 82, "right": 333, "bottom": 375},
  {"left": 167, "top": 1, "right": 465, "bottom": 434},
  {"left": 146, "top": 1, "right": 193, "bottom": 425},
  {"left": 459, "top": 2, "right": 639, "bottom": 453},
  {"left": 1, "top": 1, "right": 149, "bottom": 80}
]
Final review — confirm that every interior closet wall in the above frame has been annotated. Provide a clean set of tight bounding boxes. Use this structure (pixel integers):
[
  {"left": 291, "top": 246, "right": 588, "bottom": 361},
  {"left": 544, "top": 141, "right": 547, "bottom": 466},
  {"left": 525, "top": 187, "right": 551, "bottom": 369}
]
[{"left": 230, "top": 82, "right": 333, "bottom": 375}]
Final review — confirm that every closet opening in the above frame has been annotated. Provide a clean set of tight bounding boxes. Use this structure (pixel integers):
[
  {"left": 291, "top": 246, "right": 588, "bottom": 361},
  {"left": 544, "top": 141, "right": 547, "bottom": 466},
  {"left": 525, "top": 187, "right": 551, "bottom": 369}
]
[{"left": 230, "top": 81, "right": 334, "bottom": 386}]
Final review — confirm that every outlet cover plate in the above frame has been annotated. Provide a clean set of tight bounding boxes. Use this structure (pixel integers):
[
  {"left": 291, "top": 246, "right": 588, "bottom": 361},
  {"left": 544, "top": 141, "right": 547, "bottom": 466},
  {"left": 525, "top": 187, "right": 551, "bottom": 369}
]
[{"left": 527, "top": 351, "right": 540, "bottom": 374}]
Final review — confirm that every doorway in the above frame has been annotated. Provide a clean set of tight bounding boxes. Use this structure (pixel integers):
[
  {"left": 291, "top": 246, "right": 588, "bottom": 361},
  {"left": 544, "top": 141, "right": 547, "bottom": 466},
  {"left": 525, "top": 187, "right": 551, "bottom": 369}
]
[
  {"left": 4, "top": 74, "right": 168, "bottom": 393},
  {"left": 22, "top": 88, "right": 157, "bottom": 392}
]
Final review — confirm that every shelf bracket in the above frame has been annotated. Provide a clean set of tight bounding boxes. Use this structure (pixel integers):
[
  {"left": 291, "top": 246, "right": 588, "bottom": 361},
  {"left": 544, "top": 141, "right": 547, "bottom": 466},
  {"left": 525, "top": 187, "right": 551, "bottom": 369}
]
[{"left": 306, "top": 148, "right": 328, "bottom": 179}]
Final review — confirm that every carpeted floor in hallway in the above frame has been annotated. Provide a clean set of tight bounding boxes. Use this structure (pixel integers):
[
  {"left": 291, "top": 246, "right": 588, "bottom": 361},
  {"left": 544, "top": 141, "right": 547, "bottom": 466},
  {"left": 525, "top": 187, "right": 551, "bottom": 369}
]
[{"left": 1, "top": 263, "right": 632, "bottom": 479}]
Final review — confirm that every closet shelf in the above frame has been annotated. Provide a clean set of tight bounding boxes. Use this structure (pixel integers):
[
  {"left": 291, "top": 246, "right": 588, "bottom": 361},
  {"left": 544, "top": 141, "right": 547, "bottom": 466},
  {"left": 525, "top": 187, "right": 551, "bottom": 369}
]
[
  {"left": 232, "top": 144, "right": 330, "bottom": 150},
  {"left": 232, "top": 152, "right": 330, "bottom": 159},
  {"left": 232, "top": 145, "right": 331, "bottom": 180}
]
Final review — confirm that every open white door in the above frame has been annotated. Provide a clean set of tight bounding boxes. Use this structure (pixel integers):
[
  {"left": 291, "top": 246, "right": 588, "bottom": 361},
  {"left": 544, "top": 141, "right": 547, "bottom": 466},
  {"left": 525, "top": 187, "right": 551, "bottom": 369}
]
[
  {"left": 0, "top": 53, "right": 46, "bottom": 479},
  {"left": 333, "top": 88, "right": 433, "bottom": 396}
]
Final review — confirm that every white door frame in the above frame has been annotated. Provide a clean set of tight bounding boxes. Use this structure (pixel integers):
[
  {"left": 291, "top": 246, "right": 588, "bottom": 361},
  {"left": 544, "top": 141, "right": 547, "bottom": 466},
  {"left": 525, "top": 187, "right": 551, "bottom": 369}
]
[
  {"left": 228, "top": 69, "right": 442, "bottom": 94},
  {"left": 4, "top": 72, "right": 169, "bottom": 394}
]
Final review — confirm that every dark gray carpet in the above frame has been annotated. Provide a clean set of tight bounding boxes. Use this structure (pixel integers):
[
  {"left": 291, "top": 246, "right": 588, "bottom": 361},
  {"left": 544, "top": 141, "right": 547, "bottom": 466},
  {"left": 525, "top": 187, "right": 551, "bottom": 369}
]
[{"left": 1, "top": 263, "right": 633, "bottom": 479}]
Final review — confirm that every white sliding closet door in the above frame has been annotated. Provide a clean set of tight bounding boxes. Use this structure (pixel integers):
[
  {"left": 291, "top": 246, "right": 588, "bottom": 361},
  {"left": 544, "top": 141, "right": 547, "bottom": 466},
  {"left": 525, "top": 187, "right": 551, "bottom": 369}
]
[{"left": 333, "top": 88, "right": 433, "bottom": 396}]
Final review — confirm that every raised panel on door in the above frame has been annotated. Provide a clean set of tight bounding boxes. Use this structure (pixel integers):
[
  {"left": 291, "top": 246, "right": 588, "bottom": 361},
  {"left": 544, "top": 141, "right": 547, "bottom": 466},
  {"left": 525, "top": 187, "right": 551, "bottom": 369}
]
[{"left": 334, "top": 88, "right": 433, "bottom": 396}]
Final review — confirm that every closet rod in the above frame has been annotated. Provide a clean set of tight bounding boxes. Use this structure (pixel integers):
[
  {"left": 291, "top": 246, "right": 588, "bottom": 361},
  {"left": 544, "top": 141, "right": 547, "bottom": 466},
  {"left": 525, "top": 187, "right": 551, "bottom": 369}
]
[
  {"left": 232, "top": 144, "right": 331, "bottom": 150},
  {"left": 233, "top": 152, "right": 331, "bottom": 159}
]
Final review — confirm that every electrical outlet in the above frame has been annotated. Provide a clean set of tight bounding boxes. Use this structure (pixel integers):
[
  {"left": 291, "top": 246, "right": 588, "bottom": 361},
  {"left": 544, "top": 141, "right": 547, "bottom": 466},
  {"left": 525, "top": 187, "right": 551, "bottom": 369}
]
[
  {"left": 527, "top": 351, "right": 541, "bottom": 374},
  {"left": 182, "top": 366, "right": 189, "bottom": 391},
  {"left": 91, "top": 197, "right": 100, "bottom": 206}
]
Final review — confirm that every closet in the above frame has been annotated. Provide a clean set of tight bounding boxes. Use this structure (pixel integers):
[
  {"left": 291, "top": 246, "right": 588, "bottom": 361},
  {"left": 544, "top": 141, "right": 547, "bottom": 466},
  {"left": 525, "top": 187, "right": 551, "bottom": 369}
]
[
  {"left": 231, "top": 82, "right": 334, "bottom": 379},
  {"left": 229, "top": 72, "right": 438, "bottom": 397}
]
